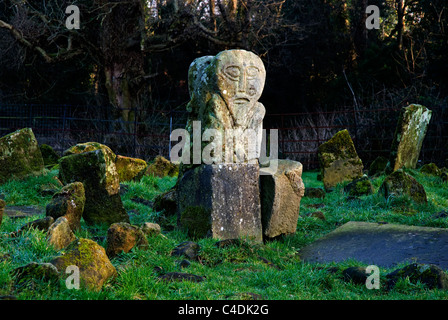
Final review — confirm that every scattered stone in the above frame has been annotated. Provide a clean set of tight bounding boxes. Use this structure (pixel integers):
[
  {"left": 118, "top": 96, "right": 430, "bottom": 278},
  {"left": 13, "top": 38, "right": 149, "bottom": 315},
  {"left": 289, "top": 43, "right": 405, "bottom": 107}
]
[
  {"left": 344, "top": 176, "right": 374, "bottom": 197},
  {"left": 368, "top": 156, "right": 389, "bottom": 176},
  {"left": 51, "top": 238, "right": 117, "bottom": 291},
  {"left": 342, "top": 266, "right": 368, "bottom": 285},
  {"left": 12, "top": 262, "right": 59, "bottom": 289},
  {"left": 431, "top": 211, "right": 448, "bottom": 219},
  {"left": 419, "top": 163, "right": 442, "bottom": 176},
  {"left": 141, "top": 222, "right": 161, "bottom": 236},
  {"left": 63, "top": 141, "right": 107, "bottom": 156},
  {"left": 131, "top": 197, "right": 153, "bottom": 207},
  {"left": 0, "top": 199, "right": 5, "bottom": 228},
  {"left": 115, "top": 155, "right": 147, "bottom": 182},
  {"left": 0, "top": 128, "right": 44, "bottom": 184},
  {"left": 304, "top": 187, "right": 325, "bottom": 199},
  {"left": 260, "top": 159, "right": 305, "bottom": 239},
  {"left": 106, "top": 222, "right": 149, "bottom": 258},
  {"left": 309, "top": 211, "right": 326, "bottom": 220},
  {"left": 171, "top": 241, "right": 200, "bottom": 260},
  {"left": 379, "top": 169, "right": 427, "bottom": 204},
  {"left": 47, "top": 217, "right": 77, "bottom": 251},
  {"left": 145, "top": 155, "right": 178, "bottom": 178},
  {"left": 46, "top": 182, "right": 85, "bottom": 232},
  {"left": 153, "top": 188, "right": 177, "bottom": 216},
  {"left": 388, "top": 104, "right": 432, "bottom": 171},
  {"left": 317, "top": 129, "right": 364, "bottom": 191},
  {"left": 12, "top": 216, "right": 55, "bottom": 237},
  {"left": 158, "top": 272, "right": 204, "bottom": 283},
  {"left": 386, "top": 263, "right": 448, "bottom": 290},
  {"left": 178, "top": 259, "right": 191, "bottom": 268},
  {"left": 39, "top": 144, "right": 60, "bottom": 167},
  {"left": 177, "top": 163, "right": 263, "bottom": 242},
  {"left": 59, "top": 143, "right": 129, "bottom": 226}
]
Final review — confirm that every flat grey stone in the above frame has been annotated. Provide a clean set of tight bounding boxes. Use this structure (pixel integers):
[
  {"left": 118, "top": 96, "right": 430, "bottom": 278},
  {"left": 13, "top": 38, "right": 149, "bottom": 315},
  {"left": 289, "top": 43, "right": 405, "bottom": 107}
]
[{"left": 299, "top": 221, "right": 448, "bottom": 270}]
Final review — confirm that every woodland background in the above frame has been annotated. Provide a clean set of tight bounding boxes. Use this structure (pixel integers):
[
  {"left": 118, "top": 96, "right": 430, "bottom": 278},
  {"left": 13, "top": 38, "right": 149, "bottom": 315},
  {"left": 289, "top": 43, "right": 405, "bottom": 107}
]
[{"left": 0, "top": 0, "right": 447, "bottom": 167}]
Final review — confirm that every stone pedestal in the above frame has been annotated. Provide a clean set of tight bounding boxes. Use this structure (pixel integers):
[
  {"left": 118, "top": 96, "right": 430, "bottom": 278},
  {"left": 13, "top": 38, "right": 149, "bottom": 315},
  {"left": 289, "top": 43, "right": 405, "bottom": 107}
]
[
  {"left": 260, "top": 160, "right": 305, "bottom": 238},
  {"left": 177, "top": 163, "right": 262, "bottom": 242}
]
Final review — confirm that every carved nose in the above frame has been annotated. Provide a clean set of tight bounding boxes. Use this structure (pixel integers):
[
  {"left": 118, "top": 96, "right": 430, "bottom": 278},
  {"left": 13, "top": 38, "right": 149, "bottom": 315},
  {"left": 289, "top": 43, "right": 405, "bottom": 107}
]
[{"left": 237, "top": 73, "right": 247, "bottom": 93}]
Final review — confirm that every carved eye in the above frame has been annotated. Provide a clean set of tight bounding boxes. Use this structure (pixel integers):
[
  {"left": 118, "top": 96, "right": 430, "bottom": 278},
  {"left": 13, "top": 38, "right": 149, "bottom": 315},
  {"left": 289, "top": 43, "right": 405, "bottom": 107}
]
[
  {"left": 246, "top": 66, "right": 259, "bottom": 79},
  {"left": 224, "top": 66, "right": 240, "bottom": 80}
]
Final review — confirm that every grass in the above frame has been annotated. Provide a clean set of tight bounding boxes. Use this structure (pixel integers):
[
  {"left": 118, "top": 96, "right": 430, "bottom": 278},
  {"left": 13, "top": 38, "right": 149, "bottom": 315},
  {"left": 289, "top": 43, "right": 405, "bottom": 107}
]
[{"left": 1, "top": 167, "right": 448, "bottom": 300}]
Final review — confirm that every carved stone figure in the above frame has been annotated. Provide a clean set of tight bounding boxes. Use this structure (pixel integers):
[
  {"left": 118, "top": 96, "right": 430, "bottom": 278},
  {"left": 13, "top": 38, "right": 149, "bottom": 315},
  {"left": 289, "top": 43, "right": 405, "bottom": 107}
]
[{"left": 185, "top": 49, "right": 266, "bottom": 164}]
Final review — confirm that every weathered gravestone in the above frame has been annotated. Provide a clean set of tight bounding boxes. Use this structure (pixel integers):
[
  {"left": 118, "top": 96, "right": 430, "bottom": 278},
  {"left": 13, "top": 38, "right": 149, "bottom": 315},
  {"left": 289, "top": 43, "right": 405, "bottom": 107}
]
[
  {"left": 58, "top": 142, "right": 129, "bottom": 226},
  {"left": 0, "top": 128, "right": 44, "bottom": 184},
  {"left": 388, "top": 104, "right": 432, "bottom": 172},
  {"left": 299, "top": 221, "right": 448, "bottom": 270},
  {"left": 317, "top": 129, "right": 364, "bottom": 191},
  {"left": 176, "top": 49, "right": 268, "bottom": 242}
]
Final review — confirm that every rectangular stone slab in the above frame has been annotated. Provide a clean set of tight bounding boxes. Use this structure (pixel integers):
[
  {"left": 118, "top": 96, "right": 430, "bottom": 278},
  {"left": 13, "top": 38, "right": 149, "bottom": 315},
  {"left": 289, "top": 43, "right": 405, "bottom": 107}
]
[{"left": 299, "top": 221, "right": 448, "bottom": 270}]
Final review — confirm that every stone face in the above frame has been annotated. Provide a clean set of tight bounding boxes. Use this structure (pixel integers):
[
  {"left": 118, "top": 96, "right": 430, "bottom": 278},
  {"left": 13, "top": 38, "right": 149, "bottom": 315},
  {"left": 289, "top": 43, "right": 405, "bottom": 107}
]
[
  {"left": 0, "top": 128, "right": 44, "bottom": 184},
  {"left": 106, "top": 222, "right": 149, "bottom": 258},
  {"left": 58, "top": 146, "right": 129, "bottom": 226},
  {"left": 46, "top": 182, "right": 85, "bottom": 232},
  {"left": 177, "top": 163, "right": 263, "bottom": 242},
  {"left": 145, "top": 155, "right": 178, "bottom": 178},
  {"left": 47, "top": 216, "right": 76, "bottom": 251},
  {"left": 115, "top": 155, "right": 147, "bottom": 182},
  {"left": 389, "top": 104, "right": 432, "bottom": 171},
  {"left": 318, "top": 129, "right": 363, "bottom": 191},
  {"left": 379, "top": 170, "right": 427, "bottom": 204},
  {"left": 51, "top": 238, "right": 117, "bottom": 291},
  {"left": 184, "top": 49, "right": 266, "bottom": 164},
  {"left": 260, "top": 160, "right": 305, "bottom": 238}
]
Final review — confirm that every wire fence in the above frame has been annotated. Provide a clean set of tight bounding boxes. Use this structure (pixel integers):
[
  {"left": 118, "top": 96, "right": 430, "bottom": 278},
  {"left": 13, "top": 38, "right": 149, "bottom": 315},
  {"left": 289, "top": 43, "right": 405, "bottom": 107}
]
[{"left": 0, "top": 103, "right": 446, "bottom": 170}]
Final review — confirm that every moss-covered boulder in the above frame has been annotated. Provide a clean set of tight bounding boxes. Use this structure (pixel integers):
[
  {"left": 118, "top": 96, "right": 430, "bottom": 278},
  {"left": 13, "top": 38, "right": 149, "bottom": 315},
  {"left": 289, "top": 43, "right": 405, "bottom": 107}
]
[
  {"left": 0, "top": 128, "right": 44, "bottom": 184},
  {"left": 0, "top": 199, "right": 5, "bottom": 229},
  {"left": 63, "top": 142, "right": 111, "bottom": 157},
  {"left": 46, "top": 217, "right": 76, "bottom": 251},
  {"left": 419, "top": 163, "right": 442, "bottom": 176},
  {"left": 317, "top": 129, "right": 364, "bottom": 191},
  {"left": 388, "top": 104, "right": 432, "bottom": 171},
  {"left": 368, "top": 156, "right": 388, "bottom": 176},
  {"left": 39, "top": 144, "right": 60, "bottom": 167},
  {"left": 115, "top": 155, "right": 147, "bottom": 182},
  {"left": 50, "top": 238, "right": 117, "bottom": 291},
  {"left": 46, "top": 182, "right": 85, "bottom": 232},
  {"left": 304, "top": 187, "right": 326, "bottom": 199},
  {"left": 145, "top": 155, "right": 178, "bottom": 178},
  {"left": 12, "top": 262, "right": 60, "bottom": 289},
  {"left": 58, "top": 146, "right": 129, "bottom": 226},
  {"left": 260, "top": 159, "right": 305, "bottom": 238},
  {"left": 344, "top": 176, "right": 374, "bottom": 197},
  {"left": 105, "top": 222, "right": 149, "bottom": 258},
  {"left": 386, "top": 263, "right": 448, "bottom": 290},
  {"left": 379, "top": 170, "right": 427, "bottom": 204}
]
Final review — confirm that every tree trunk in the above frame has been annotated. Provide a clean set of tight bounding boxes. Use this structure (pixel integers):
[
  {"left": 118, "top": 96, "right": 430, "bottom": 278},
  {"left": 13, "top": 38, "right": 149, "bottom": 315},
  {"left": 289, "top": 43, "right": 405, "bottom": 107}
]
[{"left": 99, "top": 0, "right": 146, "bottom": 126}]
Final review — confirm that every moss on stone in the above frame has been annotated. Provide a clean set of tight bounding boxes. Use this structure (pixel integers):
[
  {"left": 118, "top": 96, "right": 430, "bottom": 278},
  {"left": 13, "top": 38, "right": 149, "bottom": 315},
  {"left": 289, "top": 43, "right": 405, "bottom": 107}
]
[
  {"left": 419, "top": 163, "right": 442, "bottom": 176},
  {"left": 318, "top": 129, "right": 358, "bottom": 169},
  {"left": 379, "top": 170, "right": 427, "bottom": 204},
  {"left": 115, "top": 155, "right": 147, "bottom": 182},
  {"left": 180, "top": 206, "right": 211, "bottom": 238},
  {"left": 368, "top": 156, "right": 389, "bottom": 176},
  {"left": 39, "top": 144, "right": 60, "bottom": 167},
  {"left": 145, "top": 155, "right": 179, "bottom": 178}
]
